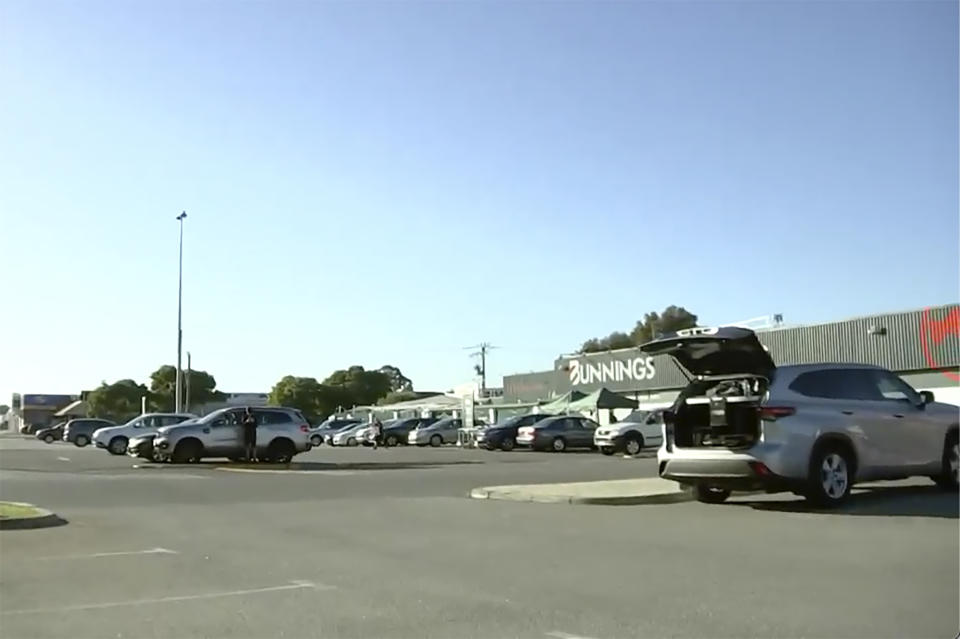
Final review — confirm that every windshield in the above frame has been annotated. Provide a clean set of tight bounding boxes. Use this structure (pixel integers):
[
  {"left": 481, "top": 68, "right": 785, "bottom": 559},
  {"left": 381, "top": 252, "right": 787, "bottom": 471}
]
[{"left": 622, "top": 410, "right": 650, "bottom": 424}]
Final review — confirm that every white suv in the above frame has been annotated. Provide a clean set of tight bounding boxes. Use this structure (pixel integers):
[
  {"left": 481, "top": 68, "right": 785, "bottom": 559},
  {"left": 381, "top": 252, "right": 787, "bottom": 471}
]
[
  {"left": 642, "top": 326, "right": 959, "bottom": 507},
  {"left": 93, "top": 413, "right": 196, "bottom": 455},
  {"left": 594, "top": 409, "right": 665, "bottom": 456}
]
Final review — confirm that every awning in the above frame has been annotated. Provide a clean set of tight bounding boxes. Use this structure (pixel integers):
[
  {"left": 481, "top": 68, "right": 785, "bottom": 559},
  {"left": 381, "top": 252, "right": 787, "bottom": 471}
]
[
  {"left": 536, "top": 390, "right": 588, "bottom": 415},
  {"left": 54, "top": 399, "right": 88, "bottom": 417},
  {"left": 566, "top": 388, "right": 638, "bottom": 413}
]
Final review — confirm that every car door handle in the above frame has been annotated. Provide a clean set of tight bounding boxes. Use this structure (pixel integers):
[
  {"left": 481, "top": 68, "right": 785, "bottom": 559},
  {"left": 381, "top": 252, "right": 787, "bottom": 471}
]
[
  {"left": 841, "top": 410, "right": 854, "bottom": 415},
  {"left": 892, "top": 414, "right": 904, "bottom": 419}
]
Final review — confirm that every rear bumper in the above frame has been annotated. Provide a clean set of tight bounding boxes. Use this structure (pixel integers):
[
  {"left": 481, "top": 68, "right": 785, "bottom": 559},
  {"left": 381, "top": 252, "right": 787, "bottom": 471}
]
[{"left": 659, "top": 457, "right": 801, "bottom": 492}]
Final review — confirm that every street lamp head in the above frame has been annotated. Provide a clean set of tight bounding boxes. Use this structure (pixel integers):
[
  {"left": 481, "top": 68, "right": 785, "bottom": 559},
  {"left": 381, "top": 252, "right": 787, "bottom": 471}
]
[{"left": 176, "top": 211, "right": 187, "bottom": 221}]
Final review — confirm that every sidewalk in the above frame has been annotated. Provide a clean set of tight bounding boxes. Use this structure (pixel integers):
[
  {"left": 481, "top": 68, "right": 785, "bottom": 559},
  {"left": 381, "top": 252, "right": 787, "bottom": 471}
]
[{"left": 470, "top": 477, "right": 693, "bottom": 505}]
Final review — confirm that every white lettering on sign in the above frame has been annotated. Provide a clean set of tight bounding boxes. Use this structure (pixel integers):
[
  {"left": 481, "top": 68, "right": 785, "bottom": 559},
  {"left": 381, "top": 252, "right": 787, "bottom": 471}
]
[{"left": 568, "top": 357, "right": 656, "bottom": 386}]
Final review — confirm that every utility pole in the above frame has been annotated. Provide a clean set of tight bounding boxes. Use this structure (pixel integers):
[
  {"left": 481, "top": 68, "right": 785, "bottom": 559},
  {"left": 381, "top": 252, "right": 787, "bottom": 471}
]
[
  {"left": 175, "top": 211, "right": 187, "bottom": 413},
  {"left": 185, "top": 351, "right": 192, "bottom": 413},
  {"left": 464, "top": 343, "right": 496, "bottom": 396}
]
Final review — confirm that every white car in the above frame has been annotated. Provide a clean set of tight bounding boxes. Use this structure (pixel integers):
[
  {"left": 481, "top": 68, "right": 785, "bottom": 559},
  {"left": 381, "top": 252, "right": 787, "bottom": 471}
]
[
  {"left": 331, "top": 421, "right": 369, "bottom": 446},
  {"left": 93, "top": 413, "right": 196, "bottom": 455},
  {"left": 594, "top": 409, "right": 665, "bottom": 456}
]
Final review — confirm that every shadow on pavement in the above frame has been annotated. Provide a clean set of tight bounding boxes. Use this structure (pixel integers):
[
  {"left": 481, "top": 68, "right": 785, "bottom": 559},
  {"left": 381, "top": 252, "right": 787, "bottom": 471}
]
[{"left": 732, "top": 485, "right": 958, "bottom": 519}]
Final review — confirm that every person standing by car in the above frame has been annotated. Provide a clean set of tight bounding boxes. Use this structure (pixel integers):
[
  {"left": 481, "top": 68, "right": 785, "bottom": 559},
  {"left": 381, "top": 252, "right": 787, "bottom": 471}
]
[
  {"left": 242, "top": 408, "right": 258, "bottom": 462},
  {"left": 372, "top": 418, "right": 383, "bottom": 450}
]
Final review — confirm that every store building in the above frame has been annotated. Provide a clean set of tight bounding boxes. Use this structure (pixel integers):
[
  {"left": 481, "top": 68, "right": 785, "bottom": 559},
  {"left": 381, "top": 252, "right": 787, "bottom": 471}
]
[{"left": 503, "top": 304, "right": 960, "bottom": 416}]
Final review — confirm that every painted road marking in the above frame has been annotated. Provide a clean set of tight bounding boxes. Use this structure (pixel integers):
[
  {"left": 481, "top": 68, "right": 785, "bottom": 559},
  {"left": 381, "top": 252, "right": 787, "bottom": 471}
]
[
  {"left": 546, "top": 632, "right": 599, "bottom": 639},
  {"left": 56, "top": 457, "right": 70, "bottom": 462},
  {"left": 0, "top": 580, "right": 329, "bottom": 615},
  {"left": 37, "top": 547, "right": 178, "bottom": 561}
]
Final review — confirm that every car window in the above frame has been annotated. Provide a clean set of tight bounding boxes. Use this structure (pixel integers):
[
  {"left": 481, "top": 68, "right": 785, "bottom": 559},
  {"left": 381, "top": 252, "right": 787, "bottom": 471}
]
[
  {"left": 623, "top": 410, "right": 649, "bottom": 423},
  {"left": 789, "top": 369, "right": 883, "bottom": 401},
  {"left": 580, "top": 419, "right": 598, "bottom": 430},
  {"left": 870, "top": 370, "right": 921, "bottom": 403},
  {"left": 257, "top": 410, "right": 292, "bottom": 425},
  {"left": 160, "top": 415, "right": 186, "bottom": 426}
]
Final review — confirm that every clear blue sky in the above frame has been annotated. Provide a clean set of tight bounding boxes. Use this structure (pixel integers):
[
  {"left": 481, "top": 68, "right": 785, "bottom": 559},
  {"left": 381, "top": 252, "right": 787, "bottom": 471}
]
[{"left": 1, "top": 0, "right": 957, "bottom": 402}]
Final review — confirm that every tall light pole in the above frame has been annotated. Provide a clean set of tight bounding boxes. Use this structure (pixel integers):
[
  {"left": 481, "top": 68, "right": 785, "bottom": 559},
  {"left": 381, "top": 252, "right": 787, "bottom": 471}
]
[{"left": 175, "top": 211, "right": 187, "bottom": 413}]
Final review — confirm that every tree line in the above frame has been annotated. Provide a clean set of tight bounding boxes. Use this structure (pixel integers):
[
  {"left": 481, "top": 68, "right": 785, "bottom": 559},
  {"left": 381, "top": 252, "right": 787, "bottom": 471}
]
[
  {"left": 86, "top": 364, "right": 415, "bottom": 423},
  {"left": 579, "top": 305, "right": 698, "bottom": 353}
]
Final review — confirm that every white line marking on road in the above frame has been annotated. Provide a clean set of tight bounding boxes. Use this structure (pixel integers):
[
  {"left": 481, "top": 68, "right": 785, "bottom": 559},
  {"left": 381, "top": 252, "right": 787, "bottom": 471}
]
[
  {"left": 37, "top": 547, "right": 178, "bottom": 561},
  {"left": 57, "top": 457, "right": 70, "bottom": 462},
  {"left": 0, "top": 580, "right": 329, "bottom": 615},
  {"left": 546, "top": 631, "right": 599, "bottom": 639}
]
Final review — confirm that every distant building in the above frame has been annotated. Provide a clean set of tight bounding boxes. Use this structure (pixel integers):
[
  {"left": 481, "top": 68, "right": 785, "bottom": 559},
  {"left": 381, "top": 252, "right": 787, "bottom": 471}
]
[
  {"left": 503, "top": 304, "right": 960, "bottom": 418},
  {"left": 8, "top": 393, "right": 77, "bottom": 432}
]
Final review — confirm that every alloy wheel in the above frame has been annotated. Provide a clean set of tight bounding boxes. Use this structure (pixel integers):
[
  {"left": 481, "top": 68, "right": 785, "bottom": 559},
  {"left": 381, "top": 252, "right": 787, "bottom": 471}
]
[{"left": 820, "top": 453, "right": 849, "bottom": 499}]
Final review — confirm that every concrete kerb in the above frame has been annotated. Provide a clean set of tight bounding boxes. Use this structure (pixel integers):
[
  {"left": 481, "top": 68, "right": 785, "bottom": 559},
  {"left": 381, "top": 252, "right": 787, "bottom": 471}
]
[
  {"left": 0, "top": 502, "right": 66, "bottom": 530},
  {"left": 469, "top": 478, "right": 695, "bottom": 506}
]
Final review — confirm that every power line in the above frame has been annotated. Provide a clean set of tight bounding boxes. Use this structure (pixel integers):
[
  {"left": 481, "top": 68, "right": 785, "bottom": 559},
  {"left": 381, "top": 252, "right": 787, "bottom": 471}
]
[{"left": 464, "top": 343, "right": 497, "bottom": 394}]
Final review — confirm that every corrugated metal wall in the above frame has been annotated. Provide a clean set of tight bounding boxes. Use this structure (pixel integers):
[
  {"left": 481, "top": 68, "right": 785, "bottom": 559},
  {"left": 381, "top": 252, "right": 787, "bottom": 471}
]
[{"left": 503, "top": 304, "right": 959, "bottom": 402}]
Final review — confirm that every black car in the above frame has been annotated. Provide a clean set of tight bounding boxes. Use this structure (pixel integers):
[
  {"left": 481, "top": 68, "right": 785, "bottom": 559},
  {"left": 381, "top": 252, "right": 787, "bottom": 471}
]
[
  {"left": 35, "top": 422, "right": 67, "bottom": 444},
  {"left": 478, "top": 413, "right": 554, "bottom": 451},
  {"left": 62, "top": 418, "right": 115, "bottom": 447},
  {"left": 379, "top": 417, "right": 439, "bottom": 447}
]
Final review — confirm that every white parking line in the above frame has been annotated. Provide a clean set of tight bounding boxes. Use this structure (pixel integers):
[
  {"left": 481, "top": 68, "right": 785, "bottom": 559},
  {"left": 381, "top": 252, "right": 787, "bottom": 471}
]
[
  {"left": 56, "top": 457, "right": 70, "bottom": 462},
  {"left": 0, "top": 580, "right": 328, "bottom": 615},
  {"left": 37, "top": 547, "right": 178, "bottom": 561},
  {"left": 546, "top": 631, "right": 599, "bottom": 639}
]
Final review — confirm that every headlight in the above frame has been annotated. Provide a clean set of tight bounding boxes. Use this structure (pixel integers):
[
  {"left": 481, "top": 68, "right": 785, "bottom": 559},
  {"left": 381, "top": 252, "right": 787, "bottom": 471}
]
[{"left": 156, "top": 440, "right": 169, "bottom": 449}]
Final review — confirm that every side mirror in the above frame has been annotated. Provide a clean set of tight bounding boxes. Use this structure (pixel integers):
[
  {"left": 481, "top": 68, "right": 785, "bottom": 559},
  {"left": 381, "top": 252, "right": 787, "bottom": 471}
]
[{"left": 919, "top": 390, "right": 935, "bottom": 406}]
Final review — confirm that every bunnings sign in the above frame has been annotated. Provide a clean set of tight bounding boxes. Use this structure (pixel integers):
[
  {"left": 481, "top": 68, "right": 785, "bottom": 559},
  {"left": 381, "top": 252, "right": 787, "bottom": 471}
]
[{"left": 567, "top": 356, "right": 656, "bottom": 386}]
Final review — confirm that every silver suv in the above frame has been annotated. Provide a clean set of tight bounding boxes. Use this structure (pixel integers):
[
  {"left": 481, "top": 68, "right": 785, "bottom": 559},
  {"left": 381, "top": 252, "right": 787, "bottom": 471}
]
[
  {"left": 642, "top": 326, "right": 959, "bottom": 507},
  {"left": 153, "top": 406, "right": 311, "bottom": 464}
]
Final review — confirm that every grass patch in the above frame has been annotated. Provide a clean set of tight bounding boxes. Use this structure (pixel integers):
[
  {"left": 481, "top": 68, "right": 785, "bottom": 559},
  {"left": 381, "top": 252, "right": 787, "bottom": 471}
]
[{"left": 0, "top": 502, "right": 44, "bottom": 519}]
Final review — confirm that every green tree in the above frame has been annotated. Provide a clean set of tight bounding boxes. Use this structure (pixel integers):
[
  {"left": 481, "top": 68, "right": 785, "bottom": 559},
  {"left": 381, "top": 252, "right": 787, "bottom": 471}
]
[
  {"left": 378, "top": 365, "right": 413, "bottom": 392},
  {"left": 148, "top": 365, "right": 223, "bottom": 411},
  {"left": 580, "top": 331, "right": 634, "bottom": 353},
  {"left": 268, "top": 376, "right": 353, "bottom": 422},
  {"left": 322, "top": 366, "right": 392, "bottom": 406},
  {"left": 629, "top": 305, "right": 698, "bottom": 345},
  {"left": 87, "top": 379, "right": 149, "bottom": 423},
  {"left": 579, "top": 305, "right": 698, "bottom": 353},
  {"left": 377, "top": 390, "right": 421, "bottom": 405}
]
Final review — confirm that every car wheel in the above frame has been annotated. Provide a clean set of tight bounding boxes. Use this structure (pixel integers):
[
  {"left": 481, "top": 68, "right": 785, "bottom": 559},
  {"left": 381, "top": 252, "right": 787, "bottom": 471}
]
[
  {"left": 43, "top": 434, "right": 55, "bottom": 444},
  {"left": 310, "top": 435, "right": 322, "bottom": 447},
  {"left": 74, "top": 434, "right": 90, "bottom": 448},
  {"left": 805, "top": 445, "right": 853, "bottom": 507},
  {"left": 385, "top": 434, "right": 398, "bottom": 447},
  {"left": 693, "top": 484, "right": 731, "bottom": 504},
  {"left": 267, "top": 440, "right": 296, "bottom": 464},
  {"left": 623, "top": 434, "right": 643, "bottom": 456},
  {"left": 108, "top": 436, "right": 128, "bottom": 455},
  {"left": 599, "top": 447, "right": 614, "bottom": 456},
  {"left": 171, "top": 439, "right": 202, "bottom": 464},
  {"left": 551, "top": 437, "right": 566, "bottom": 452},
  {"left": 347, "top": 437, "right": 357, "bottom": 447},
  {"left": 500, "top": 437, "right": 515, "bottom": 452},
  {"left": 932, "top": 431, "right": 959, "bottom": 491},
  {"left": 430, "top": 434, "right": 442, "bottom": 447}
]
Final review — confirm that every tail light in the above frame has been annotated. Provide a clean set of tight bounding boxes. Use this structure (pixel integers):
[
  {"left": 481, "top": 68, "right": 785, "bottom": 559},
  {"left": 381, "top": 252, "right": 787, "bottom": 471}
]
[
  {"left": 749, "top": 461, "right": 772, "bottom": 476},
  {"left": 758, "top": 406, "right": 795, "bottom": 421},
  {"left": 300, "top": 425, "right": 310, "bottom": 432}
]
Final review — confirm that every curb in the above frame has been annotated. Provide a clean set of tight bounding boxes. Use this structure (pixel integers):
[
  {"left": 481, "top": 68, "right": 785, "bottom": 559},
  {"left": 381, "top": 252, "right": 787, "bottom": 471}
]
[
  {"left": 0, "top": 502, "right": 65, "bottom": 530},
  {"left": 469, "top": 485, "right": 693, "bottom": 506}
]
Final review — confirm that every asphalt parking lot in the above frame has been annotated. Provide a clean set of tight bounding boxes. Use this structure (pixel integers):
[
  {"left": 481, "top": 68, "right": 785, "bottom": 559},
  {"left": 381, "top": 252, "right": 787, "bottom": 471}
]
[{"left": 1, "top": 435, "right": 957, "bottom": 639}]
